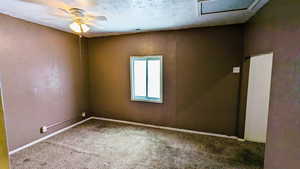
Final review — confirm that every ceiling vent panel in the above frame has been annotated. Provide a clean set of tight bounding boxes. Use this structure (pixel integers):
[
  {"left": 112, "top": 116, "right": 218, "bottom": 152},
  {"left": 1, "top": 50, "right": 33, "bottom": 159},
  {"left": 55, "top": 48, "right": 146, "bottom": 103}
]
[{"left": 199, "top": 0, "right": 259, "bottom": 15}]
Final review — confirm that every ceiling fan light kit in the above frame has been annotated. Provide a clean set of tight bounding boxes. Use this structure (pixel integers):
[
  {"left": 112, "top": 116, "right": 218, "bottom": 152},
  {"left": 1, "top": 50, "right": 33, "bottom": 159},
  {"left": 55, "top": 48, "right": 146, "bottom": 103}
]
[
  {"left": 69, "top": 21, "right": 90, "bottom": 34},
  {"left": 18, "top": 0, "right": 107, "bottom": 36},
  {"left": 68, "top": 8, "right": 91, "bottom": 34}
]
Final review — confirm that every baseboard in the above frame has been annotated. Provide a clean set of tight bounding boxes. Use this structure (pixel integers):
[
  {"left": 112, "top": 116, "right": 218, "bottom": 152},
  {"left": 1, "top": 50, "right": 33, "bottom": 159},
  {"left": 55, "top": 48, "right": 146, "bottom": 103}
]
[
  {"left": 9, "top": 116, "right": 242, "bottom": 155},
  {"left": 91, "top": 117, "right": 240, "bottom": 140},
  {"left": 9, "top": 117, "right": 93, "bottom": 155}
]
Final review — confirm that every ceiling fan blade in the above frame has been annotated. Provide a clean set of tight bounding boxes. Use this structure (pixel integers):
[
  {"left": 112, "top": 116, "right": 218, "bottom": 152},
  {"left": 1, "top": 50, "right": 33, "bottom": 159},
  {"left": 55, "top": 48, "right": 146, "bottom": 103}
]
[
  {"left": 20, "top": 0, "right": 70, "bottom": 10},
  {"left": 46, "top": 8, "right": 72, "bottom": 20},
  {"left": 75, "top": 0, "right": 98, "bottom": 8},
  {"left": 50, "top": 13, "right": 72, "bottom": 20},
  {"left": 95, "top": 16, "right": 107, "bottom": 21},
  {"left": 86, "top": 15, "right": 107, "bottom": 21},
  {"left": 57, "top": 8, "right": 70, "bottom": 15},
  {"left": 86, "top": 22, "right": 104, "bottom": 30}
]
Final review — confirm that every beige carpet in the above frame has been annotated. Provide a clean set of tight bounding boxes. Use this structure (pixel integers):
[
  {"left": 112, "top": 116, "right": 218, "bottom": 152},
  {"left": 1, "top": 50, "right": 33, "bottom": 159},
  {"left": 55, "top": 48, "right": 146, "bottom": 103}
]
[{"left": 10, "top": 119, "right": 265, "bottom": 169}]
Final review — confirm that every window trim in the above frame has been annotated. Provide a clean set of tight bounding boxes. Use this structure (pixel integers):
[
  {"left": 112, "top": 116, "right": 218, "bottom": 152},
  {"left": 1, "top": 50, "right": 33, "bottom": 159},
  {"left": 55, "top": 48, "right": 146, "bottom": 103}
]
[{"left": 130, "top": 55, "right": 163, "bottom": 104}]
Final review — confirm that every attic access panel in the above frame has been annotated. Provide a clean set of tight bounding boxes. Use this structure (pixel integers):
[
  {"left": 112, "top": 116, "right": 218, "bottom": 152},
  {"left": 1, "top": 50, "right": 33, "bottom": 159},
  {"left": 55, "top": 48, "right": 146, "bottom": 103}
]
[{"left": 199, "top": 0, "right": 258, "bottom": 15}]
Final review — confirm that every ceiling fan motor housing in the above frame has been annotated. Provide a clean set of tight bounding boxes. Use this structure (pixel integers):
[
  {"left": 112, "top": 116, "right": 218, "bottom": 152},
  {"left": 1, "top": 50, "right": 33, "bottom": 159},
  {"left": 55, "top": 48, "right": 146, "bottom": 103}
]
[{"left": 69, "top": 8, "right": 85, "bottom": 18}]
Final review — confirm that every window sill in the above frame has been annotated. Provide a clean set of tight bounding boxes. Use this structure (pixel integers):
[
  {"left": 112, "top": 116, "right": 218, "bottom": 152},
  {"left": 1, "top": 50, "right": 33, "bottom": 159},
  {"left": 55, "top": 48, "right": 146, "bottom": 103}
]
[{"left": 131, "top": 98, "right": 163, "bottom": 104}]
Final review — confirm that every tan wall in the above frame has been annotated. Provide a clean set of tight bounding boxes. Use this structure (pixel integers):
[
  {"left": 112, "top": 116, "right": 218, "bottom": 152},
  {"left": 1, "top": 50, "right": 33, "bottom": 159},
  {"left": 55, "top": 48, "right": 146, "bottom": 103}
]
[
  {"left": 0, "top": 14, "right": 89, "bottom": 151},
  {"left": 244, "top": 0, "right": 300, "bottom": 168},
  {"left": 88, "top": 25, "right": 244, "bottom": 136}
]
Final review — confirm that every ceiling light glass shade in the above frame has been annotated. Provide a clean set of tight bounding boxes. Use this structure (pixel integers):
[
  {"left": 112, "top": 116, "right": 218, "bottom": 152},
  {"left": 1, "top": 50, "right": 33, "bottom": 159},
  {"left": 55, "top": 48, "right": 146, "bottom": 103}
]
[
  {"left": 69, "top": 22, "right": 90, "bottom": 33},
  {"left": 69, "top": 22, "right": 81, "bottom": 33},
  {"left": 80, "top": 24, "right": 90, "bottom": 33}
]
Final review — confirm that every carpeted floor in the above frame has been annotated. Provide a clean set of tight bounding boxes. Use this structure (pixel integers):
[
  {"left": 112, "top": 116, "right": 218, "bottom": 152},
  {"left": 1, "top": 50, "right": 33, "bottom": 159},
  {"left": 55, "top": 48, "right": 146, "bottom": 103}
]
[{"left": 10, "top": 119, "right": 265, "bottom": 169}]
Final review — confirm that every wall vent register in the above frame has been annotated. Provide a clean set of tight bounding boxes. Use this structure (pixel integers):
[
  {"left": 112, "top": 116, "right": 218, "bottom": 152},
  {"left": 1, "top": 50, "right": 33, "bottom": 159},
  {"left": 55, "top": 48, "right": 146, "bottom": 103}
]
[{"left": 130, "top": 56, "right": 163, "bottom": 103}]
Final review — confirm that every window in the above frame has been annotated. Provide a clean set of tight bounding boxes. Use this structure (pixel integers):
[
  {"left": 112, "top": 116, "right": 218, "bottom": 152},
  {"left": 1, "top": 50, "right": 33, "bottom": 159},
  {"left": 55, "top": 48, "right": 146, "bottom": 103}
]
[{"left": 130, "top": 56, "right": 163, "bottom": 103}]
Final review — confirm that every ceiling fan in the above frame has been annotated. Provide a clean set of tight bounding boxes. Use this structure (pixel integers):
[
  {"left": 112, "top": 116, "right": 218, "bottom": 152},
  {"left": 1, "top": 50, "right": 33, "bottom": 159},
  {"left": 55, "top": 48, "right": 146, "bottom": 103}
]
[{"left": 20, "top": 0, "right": 107, "bottom": 35}]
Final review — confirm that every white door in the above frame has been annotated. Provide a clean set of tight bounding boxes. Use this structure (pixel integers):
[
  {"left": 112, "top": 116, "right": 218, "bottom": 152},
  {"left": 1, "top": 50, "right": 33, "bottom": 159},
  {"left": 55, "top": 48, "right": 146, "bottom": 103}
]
[{"left": 245, "top": 53, "right": 273, "bottom": 143}]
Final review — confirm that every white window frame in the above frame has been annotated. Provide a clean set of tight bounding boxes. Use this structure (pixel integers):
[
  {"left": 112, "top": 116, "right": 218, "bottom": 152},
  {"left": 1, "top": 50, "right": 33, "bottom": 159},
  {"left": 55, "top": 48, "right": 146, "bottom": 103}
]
[{"left": 130, "top": 55, "right": 163, "bottom": 103}]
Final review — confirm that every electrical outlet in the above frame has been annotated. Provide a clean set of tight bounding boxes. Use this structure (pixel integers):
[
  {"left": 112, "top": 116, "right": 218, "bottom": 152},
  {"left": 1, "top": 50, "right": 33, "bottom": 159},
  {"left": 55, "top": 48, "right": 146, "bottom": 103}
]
[
  {"left": 82, "top": 112, "right": 86, "bottom": 117},
  {"left": 233, "top": 67, "right": 240, "bottom": 74},
  {"left": 41, "top": 126, "right": 47, "bottom": 133}
]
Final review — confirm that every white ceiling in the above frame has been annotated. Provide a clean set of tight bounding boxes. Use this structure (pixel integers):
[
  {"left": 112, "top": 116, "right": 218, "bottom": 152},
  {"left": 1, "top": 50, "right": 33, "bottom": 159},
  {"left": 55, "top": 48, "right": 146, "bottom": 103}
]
[{"left": 0, "top": 0, "right": 269, "bottom": 37}]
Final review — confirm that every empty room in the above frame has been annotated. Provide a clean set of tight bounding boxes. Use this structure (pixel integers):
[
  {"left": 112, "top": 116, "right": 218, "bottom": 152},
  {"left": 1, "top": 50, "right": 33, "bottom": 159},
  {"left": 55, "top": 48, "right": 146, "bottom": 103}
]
[{"left": 0, "top": 0, "right": 299, "bottom": 169}]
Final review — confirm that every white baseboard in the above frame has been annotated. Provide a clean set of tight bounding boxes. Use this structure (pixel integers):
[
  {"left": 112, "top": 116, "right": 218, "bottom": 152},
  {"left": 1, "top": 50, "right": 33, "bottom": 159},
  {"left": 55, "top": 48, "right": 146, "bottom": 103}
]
[
  {"left": 9, "top": 116, "right": 242, "bottom": 155},
  {"left": 91, "top": 117, "right": 240, "bottom": 140},
  {"left": 9, "top": 117, "right": 93, "bottom": 155}
]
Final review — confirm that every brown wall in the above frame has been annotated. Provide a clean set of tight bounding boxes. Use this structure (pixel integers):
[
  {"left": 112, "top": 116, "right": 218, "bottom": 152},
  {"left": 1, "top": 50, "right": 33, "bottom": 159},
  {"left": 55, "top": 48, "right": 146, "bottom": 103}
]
[
  {"left": 0, "top": 14, "right": 89, "bottom": 151},
  {"left": 88, "top": 25, "right": 244, "bottom": 136},
  {"left": 244, "top": 0, "right": 300, "bottom": 169},
  {"left": 237, "top": 56, "right": 250, "bottom": 138}
]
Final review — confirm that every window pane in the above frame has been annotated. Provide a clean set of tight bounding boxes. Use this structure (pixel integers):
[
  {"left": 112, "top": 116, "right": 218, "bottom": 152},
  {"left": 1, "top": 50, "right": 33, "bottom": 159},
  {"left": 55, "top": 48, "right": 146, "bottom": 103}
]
[
  {"left": 148, "top": 60, "right": 161, "bottom": 98},
  {"left": 133, "top": 60, "right": 147, "bottom": 97}
]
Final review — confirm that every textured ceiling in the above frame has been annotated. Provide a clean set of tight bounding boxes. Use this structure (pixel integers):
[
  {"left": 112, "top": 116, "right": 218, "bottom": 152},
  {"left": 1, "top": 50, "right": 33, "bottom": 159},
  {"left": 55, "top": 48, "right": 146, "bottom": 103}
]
[{"left": 0, "top": 0, "right": 269, "bottom": 37}]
